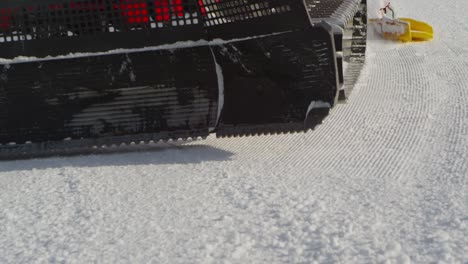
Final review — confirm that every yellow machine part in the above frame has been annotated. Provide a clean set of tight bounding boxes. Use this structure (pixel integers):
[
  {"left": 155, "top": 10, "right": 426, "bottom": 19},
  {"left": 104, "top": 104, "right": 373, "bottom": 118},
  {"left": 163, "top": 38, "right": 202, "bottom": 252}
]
[
  {"left": 399, "top": 18, "right": 434, "bottom": 42},
  {"left": 371, "top": 17, "right": 434, "bottom": 42}
]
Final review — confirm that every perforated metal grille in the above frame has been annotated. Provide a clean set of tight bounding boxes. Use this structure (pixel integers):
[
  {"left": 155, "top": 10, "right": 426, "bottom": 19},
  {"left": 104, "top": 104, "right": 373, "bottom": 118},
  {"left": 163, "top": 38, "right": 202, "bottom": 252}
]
[
  {"left": 0, "top": 0, "right": 295, "bottom": 42},
  {"left": 0, "top": 0, "right": 201, "bottom": 43},
  {"left": 305, "top": 0, "right": 361, "bottom": 21},
  {"left": 306, "top": 0, "right": 342, "bottom": 17},
  {"left": 199, "top": 0, "right": 292, "bottom": 27}
]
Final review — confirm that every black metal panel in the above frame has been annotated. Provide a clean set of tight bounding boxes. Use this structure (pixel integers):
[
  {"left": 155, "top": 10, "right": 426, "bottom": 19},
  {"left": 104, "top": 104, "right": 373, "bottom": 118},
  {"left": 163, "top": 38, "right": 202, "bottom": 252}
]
[
  {"left": 0, "top": 47, "right": 218, "bottom": 144},
  {"left": 213, "top": 25, "right": 338, "bottom": 136}
]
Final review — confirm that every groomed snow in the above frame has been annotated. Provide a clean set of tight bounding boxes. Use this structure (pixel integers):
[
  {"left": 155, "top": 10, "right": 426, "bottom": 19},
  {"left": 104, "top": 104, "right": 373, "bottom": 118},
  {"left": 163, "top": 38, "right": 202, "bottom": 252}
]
[{"left": 0, "top": 0, "right": 467, "bottom": 263}]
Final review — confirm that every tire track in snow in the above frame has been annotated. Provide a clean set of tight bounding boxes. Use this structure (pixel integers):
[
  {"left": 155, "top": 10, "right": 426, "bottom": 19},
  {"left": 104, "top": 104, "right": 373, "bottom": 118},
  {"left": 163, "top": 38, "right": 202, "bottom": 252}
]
[
  {"left": 275, "top": 45, "right": 430, "bottom": 181},
  {"left": 407, "top": 46, "right": 468, "bottom": 260},
  {"left": 204, "top": 41, "right": 442, "bottom": 199},
  {"left": 360, "top": 46, "right": 430, "bottom": 181},
  {"left": 421, "top": 44, "right": 468, "bottom": 183},
  {"left": 197, "top": 19, "right": 468, "bottom": 261}
]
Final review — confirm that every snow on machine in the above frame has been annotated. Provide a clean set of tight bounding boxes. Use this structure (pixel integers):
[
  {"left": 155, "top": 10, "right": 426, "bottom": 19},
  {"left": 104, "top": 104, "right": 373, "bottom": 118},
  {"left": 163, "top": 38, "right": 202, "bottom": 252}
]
[{"left": 0, "top": 0, "right": 367, "bottom": 159}]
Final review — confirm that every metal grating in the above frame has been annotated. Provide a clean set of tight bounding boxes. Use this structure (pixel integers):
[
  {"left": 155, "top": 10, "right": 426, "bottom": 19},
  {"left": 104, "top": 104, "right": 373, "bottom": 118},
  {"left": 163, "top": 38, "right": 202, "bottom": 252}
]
[
  {"left": 0, "top": 0, "right": 297, "bottom": 43},
  {"left": 306, "top": 0, "right": 344, "bottom": 17},
  {"left": 199, "top": 0, "right": 292, "bottom": 27},
  {"left": 0, "top": 0, "right": 201, "bottom": 43},
  {"left": 305, "top": 0, "right": 362, "bottom": 22}
]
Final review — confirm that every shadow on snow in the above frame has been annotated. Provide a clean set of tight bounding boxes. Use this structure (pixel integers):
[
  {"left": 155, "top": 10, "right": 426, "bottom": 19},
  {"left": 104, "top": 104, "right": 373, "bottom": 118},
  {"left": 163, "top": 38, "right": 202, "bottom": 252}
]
[{"left": 0, "top": 142, "right": 233, "bottom": 172}]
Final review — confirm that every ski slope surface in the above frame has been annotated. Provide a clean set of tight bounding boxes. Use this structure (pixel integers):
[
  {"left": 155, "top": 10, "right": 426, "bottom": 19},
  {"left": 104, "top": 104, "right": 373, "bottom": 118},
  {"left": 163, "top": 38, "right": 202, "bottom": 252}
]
[{"left": 0, "top": 0, "right": 467, "bottom": 263}]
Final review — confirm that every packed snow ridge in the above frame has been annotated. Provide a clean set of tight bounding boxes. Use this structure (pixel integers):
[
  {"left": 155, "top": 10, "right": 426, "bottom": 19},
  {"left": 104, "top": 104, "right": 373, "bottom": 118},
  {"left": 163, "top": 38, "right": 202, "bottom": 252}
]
[{"left": 0, "top": 31, "right": 291, "bottom": 64}]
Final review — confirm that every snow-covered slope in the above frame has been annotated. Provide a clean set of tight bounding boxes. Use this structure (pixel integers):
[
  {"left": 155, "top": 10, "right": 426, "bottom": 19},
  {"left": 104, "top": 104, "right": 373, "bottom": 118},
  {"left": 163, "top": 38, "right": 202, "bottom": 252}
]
[{"left": 0, "top": 0, "right": 467, "bottom": 263}]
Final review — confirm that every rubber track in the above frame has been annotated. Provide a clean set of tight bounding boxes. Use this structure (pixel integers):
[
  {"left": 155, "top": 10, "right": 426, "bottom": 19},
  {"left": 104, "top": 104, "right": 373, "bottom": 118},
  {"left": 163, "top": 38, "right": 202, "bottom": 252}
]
[
  {"left": 0, "top": 130, "right": 207, "bottom": 160},
  {"left": 0, "top": 0, "right": 367, "bottom": 159},
  {"left": 339, "top": 0, "right": 367, "bottom": 101}
]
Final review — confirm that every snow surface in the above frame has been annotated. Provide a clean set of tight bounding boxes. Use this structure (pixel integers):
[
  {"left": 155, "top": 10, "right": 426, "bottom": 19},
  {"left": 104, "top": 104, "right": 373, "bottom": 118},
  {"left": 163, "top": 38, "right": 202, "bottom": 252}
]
[{"left": 1, "top": 0, "right": 467, "bottom": 263}]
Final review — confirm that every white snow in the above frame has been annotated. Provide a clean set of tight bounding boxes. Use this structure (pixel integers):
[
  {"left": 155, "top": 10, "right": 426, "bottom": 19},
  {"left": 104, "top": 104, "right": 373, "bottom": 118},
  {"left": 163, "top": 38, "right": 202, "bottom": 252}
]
[
  {"left": 306, "top": 101, "right": 332, "bottom": 120},
  {"left": 0, "top": 31, "right": 291, "bottom": 64},
  {"left": 0, "top": 0, "right": 467, "bottom": 263}
]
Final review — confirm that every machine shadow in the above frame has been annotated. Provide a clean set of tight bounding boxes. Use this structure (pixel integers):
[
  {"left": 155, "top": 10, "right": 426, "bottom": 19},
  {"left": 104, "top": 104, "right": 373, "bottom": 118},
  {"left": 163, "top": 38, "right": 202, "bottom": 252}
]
[{"left": 0, "top": 143, "right": 233, "bottom": 173}]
